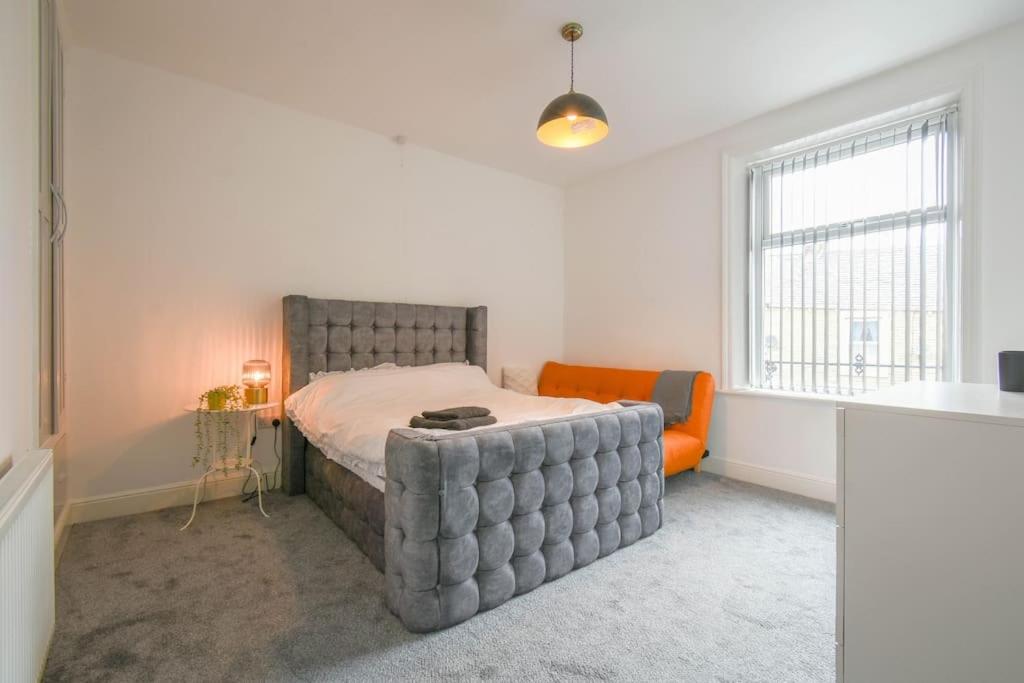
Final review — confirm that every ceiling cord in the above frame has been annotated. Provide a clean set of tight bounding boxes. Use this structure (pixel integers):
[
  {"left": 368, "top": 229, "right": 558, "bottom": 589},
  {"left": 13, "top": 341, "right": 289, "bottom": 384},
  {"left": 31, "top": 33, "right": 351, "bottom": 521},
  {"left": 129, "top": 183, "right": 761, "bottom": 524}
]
[{"left": 570, "top": 36, "right": 575, "bottom": 92}]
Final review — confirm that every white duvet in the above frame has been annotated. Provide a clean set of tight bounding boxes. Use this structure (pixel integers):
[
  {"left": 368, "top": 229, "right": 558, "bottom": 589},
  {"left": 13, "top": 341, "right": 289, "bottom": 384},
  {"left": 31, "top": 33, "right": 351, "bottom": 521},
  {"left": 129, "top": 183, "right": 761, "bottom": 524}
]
[{"left": 284, "top": 362, "right": 619, "bottom": 491}]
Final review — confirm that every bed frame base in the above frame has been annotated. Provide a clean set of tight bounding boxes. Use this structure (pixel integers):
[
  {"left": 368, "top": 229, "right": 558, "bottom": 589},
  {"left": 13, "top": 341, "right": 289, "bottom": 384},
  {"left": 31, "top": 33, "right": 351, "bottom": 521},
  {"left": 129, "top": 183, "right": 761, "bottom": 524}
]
[{"left": 304, "top": 445, "right": 386, "bottom": 572}]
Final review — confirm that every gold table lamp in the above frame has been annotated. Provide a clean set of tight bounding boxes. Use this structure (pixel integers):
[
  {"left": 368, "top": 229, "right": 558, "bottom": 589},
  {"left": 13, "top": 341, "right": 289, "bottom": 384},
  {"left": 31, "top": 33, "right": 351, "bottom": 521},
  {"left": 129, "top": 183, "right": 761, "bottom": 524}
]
[{"left": 242, "top": 359, "right": 270, "bottom": 405}]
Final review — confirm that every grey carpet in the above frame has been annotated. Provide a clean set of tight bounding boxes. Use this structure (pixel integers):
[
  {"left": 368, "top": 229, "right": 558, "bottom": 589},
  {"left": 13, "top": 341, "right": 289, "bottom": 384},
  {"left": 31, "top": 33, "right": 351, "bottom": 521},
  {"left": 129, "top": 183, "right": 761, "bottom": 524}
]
[{"left": 44, "top": 473, "right": 835, "bottom": 682}]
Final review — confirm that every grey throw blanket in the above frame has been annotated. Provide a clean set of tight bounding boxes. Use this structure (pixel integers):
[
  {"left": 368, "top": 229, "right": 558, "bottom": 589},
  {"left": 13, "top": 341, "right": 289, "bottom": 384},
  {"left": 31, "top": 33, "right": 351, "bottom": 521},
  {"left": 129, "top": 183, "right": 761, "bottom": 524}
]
[
  {"left": 409, "top": 415, "right": 498, "bottom": 430},
  {"left": 421, "top": 406, "right": 491, "bottom": 420},
  {"left": 651, "top": 370, "right": 699, "bottom": 426}
]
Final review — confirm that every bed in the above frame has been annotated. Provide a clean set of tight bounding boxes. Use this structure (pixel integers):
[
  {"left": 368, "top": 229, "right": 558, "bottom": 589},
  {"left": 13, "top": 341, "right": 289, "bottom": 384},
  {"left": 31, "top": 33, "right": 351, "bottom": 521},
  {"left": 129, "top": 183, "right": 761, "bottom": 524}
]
[{"left": 281, "top": 295, "right": 665, "bottom": 631}]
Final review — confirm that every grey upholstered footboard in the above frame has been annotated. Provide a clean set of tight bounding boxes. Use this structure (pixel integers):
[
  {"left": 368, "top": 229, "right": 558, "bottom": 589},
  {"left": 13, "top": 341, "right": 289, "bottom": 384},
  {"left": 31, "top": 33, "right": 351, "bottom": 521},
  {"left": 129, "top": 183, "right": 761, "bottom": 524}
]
[{"left": 383, "top": 402, "right": 665, "bottom": 632}]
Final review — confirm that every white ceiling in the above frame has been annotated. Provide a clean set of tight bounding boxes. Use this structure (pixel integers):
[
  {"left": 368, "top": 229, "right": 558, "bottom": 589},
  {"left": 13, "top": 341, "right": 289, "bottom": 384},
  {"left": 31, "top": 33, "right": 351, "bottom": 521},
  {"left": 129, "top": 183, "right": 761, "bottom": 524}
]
[{"left": 62, "top": 0, "right": 1024, "bottom": 186}]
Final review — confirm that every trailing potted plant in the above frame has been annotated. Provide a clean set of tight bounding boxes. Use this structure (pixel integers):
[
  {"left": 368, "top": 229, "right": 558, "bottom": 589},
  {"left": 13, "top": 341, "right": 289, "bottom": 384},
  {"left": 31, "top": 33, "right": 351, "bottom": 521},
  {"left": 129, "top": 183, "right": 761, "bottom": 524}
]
[
  {"left": 205, "top": 387, "right": 228, "bottom": 411},
  {"left": 197, "top": 384, "right": 243, "bottom": 412}
]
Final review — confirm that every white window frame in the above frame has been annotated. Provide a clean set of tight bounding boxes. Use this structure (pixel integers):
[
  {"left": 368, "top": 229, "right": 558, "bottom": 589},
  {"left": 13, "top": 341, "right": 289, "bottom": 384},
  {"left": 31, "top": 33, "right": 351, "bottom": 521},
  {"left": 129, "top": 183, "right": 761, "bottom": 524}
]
[
  {"left": 721, "top": 92, "right": 973, "bottom": 398},
  {"left": 749, "top": 106, "right": 960, "bottom": 395}
]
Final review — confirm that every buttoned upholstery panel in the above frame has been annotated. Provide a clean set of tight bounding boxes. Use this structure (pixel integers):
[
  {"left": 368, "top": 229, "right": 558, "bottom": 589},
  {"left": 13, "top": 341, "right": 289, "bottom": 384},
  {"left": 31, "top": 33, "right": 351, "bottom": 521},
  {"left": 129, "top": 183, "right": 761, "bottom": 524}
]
[
  {"left": 305, "top": 444, "right": 385, "bottom": 572},
  {"left": 282, "top": 295, "right": 488, "bottom": 495},
  {"left": 538, "top": 361, "right": 660, "bottom": 404},
  {"left": 384, "top": 402, "right": 665, "bottom": 632},
  {"left": 305, "top": 300, "right": 474, "bottom": 373}
]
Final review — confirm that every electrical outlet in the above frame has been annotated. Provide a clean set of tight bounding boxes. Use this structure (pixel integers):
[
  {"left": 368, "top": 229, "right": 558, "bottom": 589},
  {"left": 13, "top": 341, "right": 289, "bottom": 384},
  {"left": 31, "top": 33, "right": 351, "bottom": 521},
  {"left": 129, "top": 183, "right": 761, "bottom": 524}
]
[{"left": 257, "top": 407, "right": 281, "bottom": 428}]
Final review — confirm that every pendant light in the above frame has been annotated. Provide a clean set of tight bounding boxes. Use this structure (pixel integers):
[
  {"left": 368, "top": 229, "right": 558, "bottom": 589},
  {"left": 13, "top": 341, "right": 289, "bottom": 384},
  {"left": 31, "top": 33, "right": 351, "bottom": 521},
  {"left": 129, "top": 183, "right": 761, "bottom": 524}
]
[{"left": 537, "top": 22, "right": 609, "bottom": 149}]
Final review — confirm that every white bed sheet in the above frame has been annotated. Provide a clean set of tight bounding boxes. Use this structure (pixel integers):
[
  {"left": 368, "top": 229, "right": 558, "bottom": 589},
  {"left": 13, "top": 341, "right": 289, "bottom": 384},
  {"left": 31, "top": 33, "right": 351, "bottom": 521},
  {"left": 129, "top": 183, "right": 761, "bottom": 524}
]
[{"left": 284, "top": 363, "right": 619, "bottom": 491}]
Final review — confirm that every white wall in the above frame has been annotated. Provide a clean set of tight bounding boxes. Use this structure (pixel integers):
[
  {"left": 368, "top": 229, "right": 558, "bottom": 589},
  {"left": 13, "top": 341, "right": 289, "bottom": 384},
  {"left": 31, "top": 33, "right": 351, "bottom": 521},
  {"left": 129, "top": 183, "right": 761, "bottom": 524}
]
[
  {"left": 64, "top": 47, "right": 566, "bottom": 503},
  {"left": 564, "top": 21, "right": 1024, "bottom": 501},
  {"left": 0, "top": 0, "right": 39, "bottom": 468}
]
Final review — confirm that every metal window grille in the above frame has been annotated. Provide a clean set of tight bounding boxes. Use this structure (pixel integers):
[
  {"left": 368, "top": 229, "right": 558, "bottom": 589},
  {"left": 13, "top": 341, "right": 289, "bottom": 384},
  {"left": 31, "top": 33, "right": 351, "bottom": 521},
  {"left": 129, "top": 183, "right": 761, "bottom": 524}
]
[{"left": 749, "top": 105, "right": 959, "bottom": 395}]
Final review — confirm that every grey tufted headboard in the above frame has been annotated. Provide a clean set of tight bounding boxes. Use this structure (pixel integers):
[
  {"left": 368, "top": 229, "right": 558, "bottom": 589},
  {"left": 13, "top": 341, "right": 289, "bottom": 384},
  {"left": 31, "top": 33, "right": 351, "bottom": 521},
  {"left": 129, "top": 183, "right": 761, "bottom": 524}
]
[{"left": 281, "top": 295, "right": 487, "bottom": 494}]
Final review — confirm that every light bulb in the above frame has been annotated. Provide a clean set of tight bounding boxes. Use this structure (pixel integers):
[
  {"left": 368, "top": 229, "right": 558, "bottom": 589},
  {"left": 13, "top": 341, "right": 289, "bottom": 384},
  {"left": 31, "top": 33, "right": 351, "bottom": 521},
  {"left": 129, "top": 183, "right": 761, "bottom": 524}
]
[{"left": 571, "top": 118, "right": 595, "bottom": 134}]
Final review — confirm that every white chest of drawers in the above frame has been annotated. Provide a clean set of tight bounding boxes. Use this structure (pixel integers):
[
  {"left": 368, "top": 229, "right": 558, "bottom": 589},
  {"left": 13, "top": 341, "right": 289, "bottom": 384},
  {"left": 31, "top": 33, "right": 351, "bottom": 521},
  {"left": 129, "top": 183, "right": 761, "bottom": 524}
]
[{"left": 836, "top": 383, "right": 1024, "bottom": 682}]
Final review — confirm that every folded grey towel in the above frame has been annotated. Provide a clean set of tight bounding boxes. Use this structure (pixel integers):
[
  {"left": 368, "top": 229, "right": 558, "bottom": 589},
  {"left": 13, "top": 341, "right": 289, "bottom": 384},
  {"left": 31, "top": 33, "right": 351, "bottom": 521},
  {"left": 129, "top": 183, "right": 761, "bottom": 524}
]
[
  {"left": 421, "top": 406, "right": 491, "bottom": 420},
  {"left": 409, "top": 415, "right": 498, "bottom": 430},
  {"left": 651, "top": 370, "right": 699, "bottom": 426}
]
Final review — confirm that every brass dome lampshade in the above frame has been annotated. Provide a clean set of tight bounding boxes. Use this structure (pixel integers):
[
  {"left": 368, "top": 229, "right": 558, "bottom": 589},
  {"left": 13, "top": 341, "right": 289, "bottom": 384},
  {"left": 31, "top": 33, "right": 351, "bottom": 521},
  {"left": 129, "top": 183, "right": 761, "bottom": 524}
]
[{"left": 537, "top": 23, "right": 609, "bottom": 149}]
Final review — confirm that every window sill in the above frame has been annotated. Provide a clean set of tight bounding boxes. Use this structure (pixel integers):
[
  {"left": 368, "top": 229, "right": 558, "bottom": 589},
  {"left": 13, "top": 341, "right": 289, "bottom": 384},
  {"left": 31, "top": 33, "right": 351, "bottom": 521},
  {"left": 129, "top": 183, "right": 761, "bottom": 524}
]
[{"left": 717, "top": 386, "right": 844, "bottom": 406}]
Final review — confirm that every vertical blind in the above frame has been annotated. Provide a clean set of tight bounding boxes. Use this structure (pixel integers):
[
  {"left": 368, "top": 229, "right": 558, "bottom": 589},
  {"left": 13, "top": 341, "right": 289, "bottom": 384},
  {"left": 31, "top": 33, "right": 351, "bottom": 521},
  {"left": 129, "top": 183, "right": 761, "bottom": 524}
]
[{"left": 749, "top": 105, "right": 958, "bottom": 395}]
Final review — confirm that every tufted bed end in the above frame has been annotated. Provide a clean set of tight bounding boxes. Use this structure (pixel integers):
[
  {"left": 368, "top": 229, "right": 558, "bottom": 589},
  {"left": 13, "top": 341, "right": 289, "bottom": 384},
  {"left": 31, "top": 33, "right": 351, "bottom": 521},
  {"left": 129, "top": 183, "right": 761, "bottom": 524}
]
[{"left": 383, "top": 401, "right": 665, "bottom": 632}]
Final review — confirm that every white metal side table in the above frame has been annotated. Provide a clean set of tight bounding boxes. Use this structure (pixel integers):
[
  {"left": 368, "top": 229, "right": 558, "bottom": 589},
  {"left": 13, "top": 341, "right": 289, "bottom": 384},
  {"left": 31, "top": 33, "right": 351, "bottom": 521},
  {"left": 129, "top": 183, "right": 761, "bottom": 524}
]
[{"left": 180, "top": 402, "right": 275, "bottom": 530}]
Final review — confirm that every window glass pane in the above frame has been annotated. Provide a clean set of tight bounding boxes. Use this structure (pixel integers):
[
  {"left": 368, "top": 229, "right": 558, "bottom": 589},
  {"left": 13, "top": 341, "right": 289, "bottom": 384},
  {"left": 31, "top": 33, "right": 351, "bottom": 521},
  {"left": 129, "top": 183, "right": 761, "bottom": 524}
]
[{"left": 766, "top": 121, "right": 942, "bottom": 235}]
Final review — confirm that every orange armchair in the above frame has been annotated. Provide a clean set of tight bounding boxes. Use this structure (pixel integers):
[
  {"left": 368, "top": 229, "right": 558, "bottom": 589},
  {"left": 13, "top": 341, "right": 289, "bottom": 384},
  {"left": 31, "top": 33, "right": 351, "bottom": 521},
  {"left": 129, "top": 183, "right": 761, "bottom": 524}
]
[{"left": 537, "top": 361, "right": 715, "bottom": 477}]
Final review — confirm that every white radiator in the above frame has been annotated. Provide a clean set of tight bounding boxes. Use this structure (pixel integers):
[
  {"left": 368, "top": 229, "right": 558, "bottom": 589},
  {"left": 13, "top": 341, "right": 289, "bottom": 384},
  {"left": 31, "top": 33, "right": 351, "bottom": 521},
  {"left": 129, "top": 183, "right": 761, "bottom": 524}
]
[{"left": 0, "top": 450, "right": 55, "bottom": 683}]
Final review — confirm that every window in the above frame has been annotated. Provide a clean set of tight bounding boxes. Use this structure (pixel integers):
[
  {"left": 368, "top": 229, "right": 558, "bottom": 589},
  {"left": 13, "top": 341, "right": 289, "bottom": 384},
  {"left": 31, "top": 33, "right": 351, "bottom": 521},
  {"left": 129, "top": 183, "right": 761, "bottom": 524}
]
[
  {"left": 39, "top": 0, "right": 66, "bottom": 441},
  {"left": 749, "top": 105, "right": 959, "bottom": 395}
]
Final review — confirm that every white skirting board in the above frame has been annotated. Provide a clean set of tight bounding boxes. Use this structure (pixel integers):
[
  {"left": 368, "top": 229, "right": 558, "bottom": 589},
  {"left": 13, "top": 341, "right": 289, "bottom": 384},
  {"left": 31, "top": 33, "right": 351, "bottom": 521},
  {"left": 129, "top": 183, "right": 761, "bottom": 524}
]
[
  {"left": 68, "top": 459, "right": 831, "bottom": 524},
  {"left": 70, "top": 471, "right": 259, "bottom": 524},
  {"left": 701, "top": 455, "right": 836, "bottom": 503}
]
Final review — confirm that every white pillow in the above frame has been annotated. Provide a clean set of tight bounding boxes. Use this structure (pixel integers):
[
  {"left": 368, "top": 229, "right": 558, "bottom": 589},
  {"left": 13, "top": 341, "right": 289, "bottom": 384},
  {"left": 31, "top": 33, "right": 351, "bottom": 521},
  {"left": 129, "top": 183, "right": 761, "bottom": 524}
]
[
  {"left": 309, "top": 362, "right": 398, "bottom": 383},
  {"left": 502, "top": 366, "right": 539, "bottom": 396}
]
